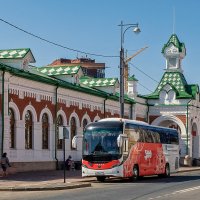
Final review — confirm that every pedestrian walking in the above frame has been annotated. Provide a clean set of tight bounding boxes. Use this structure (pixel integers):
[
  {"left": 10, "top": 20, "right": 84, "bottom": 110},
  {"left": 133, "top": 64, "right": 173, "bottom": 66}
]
[{"left": 1, "top": 152, "right": 11, "bottom": 177}]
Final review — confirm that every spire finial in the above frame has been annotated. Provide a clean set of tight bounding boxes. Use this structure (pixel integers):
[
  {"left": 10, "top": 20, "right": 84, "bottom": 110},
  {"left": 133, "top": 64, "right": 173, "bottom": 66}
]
[{"left": 173, "top": 7, "right": 176, "bottom": 34}]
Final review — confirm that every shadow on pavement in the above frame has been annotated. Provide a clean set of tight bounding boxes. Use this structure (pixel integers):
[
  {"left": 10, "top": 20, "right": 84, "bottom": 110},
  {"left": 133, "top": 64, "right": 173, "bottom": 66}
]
[
  {"left": 0, "top": 170, "right": 82, "bottom": 182},
  {"left": 100, "top": 174, "right": 200, "bottom": 184}
]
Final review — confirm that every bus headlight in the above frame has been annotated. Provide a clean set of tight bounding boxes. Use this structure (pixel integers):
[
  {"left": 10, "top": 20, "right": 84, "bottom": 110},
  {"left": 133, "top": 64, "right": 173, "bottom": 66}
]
[
  {"left": 112, "top": 163, "right": 121, "bottom": 168},
  {"left": 82, "top": 164, "right": 88, "bottom": 168}
]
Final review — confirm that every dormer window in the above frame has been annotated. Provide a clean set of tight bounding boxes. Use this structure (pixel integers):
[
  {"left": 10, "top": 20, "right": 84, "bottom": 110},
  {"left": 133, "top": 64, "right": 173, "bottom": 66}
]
[{"left": 168, "top": 58, "right": 177, "bottom": 68}]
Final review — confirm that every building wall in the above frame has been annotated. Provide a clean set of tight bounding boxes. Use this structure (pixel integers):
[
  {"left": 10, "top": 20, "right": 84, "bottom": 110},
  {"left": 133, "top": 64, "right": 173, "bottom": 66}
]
[{"left": 0, "top": 71, "right": 135, "bottom": 171}]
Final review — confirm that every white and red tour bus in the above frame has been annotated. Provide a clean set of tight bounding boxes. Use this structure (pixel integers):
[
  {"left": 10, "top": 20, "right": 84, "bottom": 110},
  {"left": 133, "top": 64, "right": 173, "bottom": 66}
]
[{"left": 76, "top": 118, "right": 179, "bottom": 182}]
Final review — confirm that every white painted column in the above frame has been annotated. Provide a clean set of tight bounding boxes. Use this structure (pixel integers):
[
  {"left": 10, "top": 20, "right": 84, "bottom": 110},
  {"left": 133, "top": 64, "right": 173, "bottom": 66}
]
[{"left": 34, "top": 122, "right": 42, "bottom": 151}]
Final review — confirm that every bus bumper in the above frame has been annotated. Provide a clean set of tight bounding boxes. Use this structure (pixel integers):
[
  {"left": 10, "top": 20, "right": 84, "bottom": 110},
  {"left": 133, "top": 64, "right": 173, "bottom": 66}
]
[{"left": 82, "top": 165, "right": 123, "bottom": 177}]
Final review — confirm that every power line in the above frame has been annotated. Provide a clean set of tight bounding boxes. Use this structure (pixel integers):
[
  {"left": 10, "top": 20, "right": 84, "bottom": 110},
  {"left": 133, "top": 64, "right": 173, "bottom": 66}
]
[
  {"left": 137, "top": 82, "right": 154, "bottom": 93},
  {"left": 129, "top": 62, "right": 159, "bottom": 83},
  {"left": 0, "top": 18, "right": 119, "bottom": 58}
]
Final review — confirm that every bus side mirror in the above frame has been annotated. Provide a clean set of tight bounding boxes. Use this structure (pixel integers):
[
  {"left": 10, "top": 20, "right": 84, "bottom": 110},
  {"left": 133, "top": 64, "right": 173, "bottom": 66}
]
[
  {"left": 72, "top": 135, "right": 83, "bottom": 149},
  {"left": 72, "top": 136, "right": 78, "bottom": 148},
  {"left": 117, "top": 134, "right": 123, "bottom": 147}
]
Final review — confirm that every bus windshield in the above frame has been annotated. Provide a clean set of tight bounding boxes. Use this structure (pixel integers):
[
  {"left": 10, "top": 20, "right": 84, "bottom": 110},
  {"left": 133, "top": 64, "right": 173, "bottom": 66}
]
[{"left": 83, "top": 122, "right": 123, "bottom": 161}]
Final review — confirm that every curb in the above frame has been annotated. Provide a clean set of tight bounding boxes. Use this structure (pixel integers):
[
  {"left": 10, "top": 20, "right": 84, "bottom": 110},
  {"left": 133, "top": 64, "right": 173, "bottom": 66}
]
[
  {"left": 0, "top": 183, "right": 91, "bottom": 191},
  {"left": 178, "top": 168, "right": 200, "bottom": 173}
]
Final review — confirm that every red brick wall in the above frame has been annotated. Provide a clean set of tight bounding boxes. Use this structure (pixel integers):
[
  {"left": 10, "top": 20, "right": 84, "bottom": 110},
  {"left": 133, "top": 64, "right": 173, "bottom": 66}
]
[
  {"left": 176, "top": 115, "right": 186, "bottom": 125},
  {"left": 9, "top": 93, "right": 119, "bottom": 123},
  {"left": 149, "top": 115, "right": 159, "bottom": 124},
  {"left": 136, "top": 117, "right": 146, "bottom": 122}
]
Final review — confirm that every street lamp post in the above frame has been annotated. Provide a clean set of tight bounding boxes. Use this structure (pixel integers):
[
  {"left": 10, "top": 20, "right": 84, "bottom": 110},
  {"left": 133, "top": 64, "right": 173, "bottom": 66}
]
[{"left": 119, "top": 21, "right": 141, "bottom": 118}]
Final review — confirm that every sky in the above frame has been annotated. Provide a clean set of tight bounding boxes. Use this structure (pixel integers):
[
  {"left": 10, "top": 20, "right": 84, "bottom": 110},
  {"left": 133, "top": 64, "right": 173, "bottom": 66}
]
[{"left": 0, "top": 0, "right": 200, "bottom": 95}]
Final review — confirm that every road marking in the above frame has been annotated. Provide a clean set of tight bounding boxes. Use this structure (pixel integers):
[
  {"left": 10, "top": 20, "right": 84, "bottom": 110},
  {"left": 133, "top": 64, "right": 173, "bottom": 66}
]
[{"left": 148, "top": 185, "right": 200, "bottom": 200}]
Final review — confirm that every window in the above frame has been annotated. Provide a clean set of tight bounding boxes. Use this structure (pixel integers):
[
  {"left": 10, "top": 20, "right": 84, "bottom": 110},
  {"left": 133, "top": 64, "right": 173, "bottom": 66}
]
[
  {"left": 97, "top": 69, "right": 105, "bottom": 78},
  {"left": 169, "top": 131, "right": 179, "bottom": 145},
  {"left": 83, "top": 118, "right": 88, "bottom": 131},
  {"left": 9, "top": 108, "right": 15, "bottom": 148},
  {"left": 57, "top": 115, "right": 63, "bottom": 149},
  {"left": 25, "top": 110, "right": 33, "bottom": 149},
  {"left": 168, "top": 90, "right": 176, "bottom": 102},
  {"left": 42, "top": 113, "right": 49, "bottom": 149},
  {"left": 71, "top": 117, "right": 76, "bottom": 150},
  {"left": 169, "top": 58, "right": 177, "bottom": 68},
  {"left": 144, "top": 129, "right": 154, "bottom": 143}
]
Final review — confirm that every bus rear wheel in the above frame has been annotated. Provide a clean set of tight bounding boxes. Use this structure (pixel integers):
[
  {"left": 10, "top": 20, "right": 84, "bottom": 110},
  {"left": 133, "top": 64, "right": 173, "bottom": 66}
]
[
  {"left": 96, "top": 176, "right": 106, "bottom": 182},
  {"left": 164, "top": 164, "right": 170, "bottom": 177},
  {"left": 158, "top": 164, "right": 170, "bottom": 178}
]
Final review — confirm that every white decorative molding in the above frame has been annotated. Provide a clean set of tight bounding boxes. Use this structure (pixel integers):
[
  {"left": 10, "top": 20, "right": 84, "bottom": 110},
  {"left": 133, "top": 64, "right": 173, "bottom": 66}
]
[
  {"left": 93, "top": 115, "right": 100, "bottom": 122},
  {"left": 151, "top": 114, "right": 186, "bottom": 136},
  {"left": 36, "top": 94, "right": 41, "bottom": 102},
  {"left": 22, "top": 104, "right": 38, "bottom": 122},
  {"left": 69, "top": 111, "right": 80, "bottom": 129},
  {"left": 81, "top": 113, "right": 91, "bottom": 127},
  {"left": 39, "top": 107, "right": 54, "bottom": 124},
  {"left": 57, "top": 109, "right": 67, "bottom": 126},
  {"left": 9, "top": 101, "right": 20, "bottom": 120},
  {"left": 19, "top": 90, "right": 24, "bottom": 99}
]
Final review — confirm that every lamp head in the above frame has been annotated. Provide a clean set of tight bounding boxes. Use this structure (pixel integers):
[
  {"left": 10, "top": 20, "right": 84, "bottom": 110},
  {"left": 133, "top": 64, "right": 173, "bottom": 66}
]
[{"left": 133, "top": 26, "right": 141, "bottom": 34}]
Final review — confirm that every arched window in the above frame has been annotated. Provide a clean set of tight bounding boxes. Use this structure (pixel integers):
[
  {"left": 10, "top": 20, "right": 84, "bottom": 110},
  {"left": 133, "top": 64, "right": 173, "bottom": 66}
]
[
  {"left": 70, "top": 117, "right": 76, "bottom": 150},
  {"left": 57, "top": 115, "right": 63, "bottom": 149},
  {"left": 42, "top": 113, "right": 49, "bottom": 149},
  {"left": 168, "top": 90, "right": 176, "bottom": 102},
  {"left": 82, "top": 118, "right": 88, "bottom": 131},
  {"left": 25, "top": 110, "right": 33, "bottom": 149},
  {"left": 9, "top": 108, "right": 15, "bottom": 148}
]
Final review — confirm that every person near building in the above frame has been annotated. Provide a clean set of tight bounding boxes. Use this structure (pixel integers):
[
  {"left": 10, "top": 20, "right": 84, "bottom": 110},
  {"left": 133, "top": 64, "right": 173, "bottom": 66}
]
[
  {"left": 1, "top": 152, "right": 11, "bottom": 177},
  {"left": 65, "top": 155, "right": 75, "bottom": 170}
]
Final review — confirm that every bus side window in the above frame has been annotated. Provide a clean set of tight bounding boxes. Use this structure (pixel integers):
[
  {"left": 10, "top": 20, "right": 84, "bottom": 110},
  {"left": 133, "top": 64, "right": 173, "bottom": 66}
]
[
  {"left": 143, "top": 128, "right": 154, "bottom": 143},
  {"left": 158, "top": 130, "right": 166, "bottom": 144},
  {"left": 152, "top": 131, "right": 160, "bottom": 143},
  {"left": 170, "top": 131, "right": 179, "bottom": 144},
  {"left": 138, "top": 128, "right": 145, "bottom": 142},
  {"left": 138, "top": 129, "right": 144, "bottom": 142}
]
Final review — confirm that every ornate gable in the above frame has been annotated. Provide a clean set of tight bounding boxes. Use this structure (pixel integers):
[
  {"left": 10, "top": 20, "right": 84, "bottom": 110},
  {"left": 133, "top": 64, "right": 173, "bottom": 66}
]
[{"left": 145, "top": 72, "right": 194, "bottom": 99}]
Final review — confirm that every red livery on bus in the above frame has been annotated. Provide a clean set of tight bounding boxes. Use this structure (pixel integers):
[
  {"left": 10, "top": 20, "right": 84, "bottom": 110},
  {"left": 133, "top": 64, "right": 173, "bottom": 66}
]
[{"left": 75, "top": 118, "right": 179, "bottom": 182}]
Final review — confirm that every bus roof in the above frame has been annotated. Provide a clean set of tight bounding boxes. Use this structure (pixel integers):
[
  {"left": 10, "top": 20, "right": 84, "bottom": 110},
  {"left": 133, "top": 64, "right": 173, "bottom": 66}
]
[
  {"left": 98, "top": 118, "right": 148, "bottom": 126},
  {"left": 98, "top": 118, "right": 178, "bottom": 133}
]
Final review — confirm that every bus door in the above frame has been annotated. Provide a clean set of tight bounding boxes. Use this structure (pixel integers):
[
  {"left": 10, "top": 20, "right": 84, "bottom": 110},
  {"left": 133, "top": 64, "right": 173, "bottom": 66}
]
[{"left": 123, "top": 137, "right": 129, "bottom": 160}]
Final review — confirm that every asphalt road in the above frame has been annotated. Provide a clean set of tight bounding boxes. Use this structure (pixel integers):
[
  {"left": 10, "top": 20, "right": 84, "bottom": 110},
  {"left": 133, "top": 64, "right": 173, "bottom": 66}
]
[{"left": 1, "top": 171, "right": 200, "bottom": 200}]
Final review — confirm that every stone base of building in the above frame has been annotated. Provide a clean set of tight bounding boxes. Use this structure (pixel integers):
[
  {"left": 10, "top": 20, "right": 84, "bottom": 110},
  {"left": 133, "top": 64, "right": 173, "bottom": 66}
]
[{"left": 9, "top": 161, "right": 57, "bottom": 173}]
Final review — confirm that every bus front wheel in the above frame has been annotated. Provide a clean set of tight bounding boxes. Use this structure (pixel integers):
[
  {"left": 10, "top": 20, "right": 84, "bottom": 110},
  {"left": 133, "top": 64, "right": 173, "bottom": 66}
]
[
  {"left": 133, "top": 165, "right": 139, "bottom": 181},
  {"left": 96, "top": 176, "right": 106, "bottom": 182}
]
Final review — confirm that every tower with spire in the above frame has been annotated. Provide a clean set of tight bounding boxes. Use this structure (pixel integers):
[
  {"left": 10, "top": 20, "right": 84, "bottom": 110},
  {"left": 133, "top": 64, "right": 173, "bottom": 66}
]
[
  {"left": 146, "top": 34, "right": 196, "bottom": 102},
  {"left": 162, "top": 34, "right": 186, "bottom": 72},
  {"left": 144, "top": 34, "right": 200, "bottom": 163}
]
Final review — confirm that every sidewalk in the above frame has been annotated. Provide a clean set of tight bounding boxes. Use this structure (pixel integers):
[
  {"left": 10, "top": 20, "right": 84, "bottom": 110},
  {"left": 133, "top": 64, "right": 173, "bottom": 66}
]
[
  {"left": 0, "top": 166, "right": 200, "bottom": 191},
  {"left": 0, "top": 170, "right": 94, "bottom": 191}
]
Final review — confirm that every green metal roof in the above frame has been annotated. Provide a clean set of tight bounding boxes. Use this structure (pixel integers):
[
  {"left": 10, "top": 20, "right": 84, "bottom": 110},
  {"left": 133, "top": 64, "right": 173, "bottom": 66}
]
[
  {"left": 128, "top": 75, "right": 138, "bottom": 81},
  {"left": 0, "top": 48, "right": 31, "bottom": 59},
  {"left": 0, "top": 62, "right": 134, "bottom": 104},
  {"left": 80, "top": 77, "right": 118, "bottom": 87},
  {"left": 36, "top": 65, "right": 81, "bottom": 76},
  {"left": 145, "top": 72, "right": 198, "bottom": 99},
  {"left": 162, "top": 34, "right": 185, "bottom": 53},
  {"left": 115, "top": 92, "right": 135, "bottom": 103}
]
